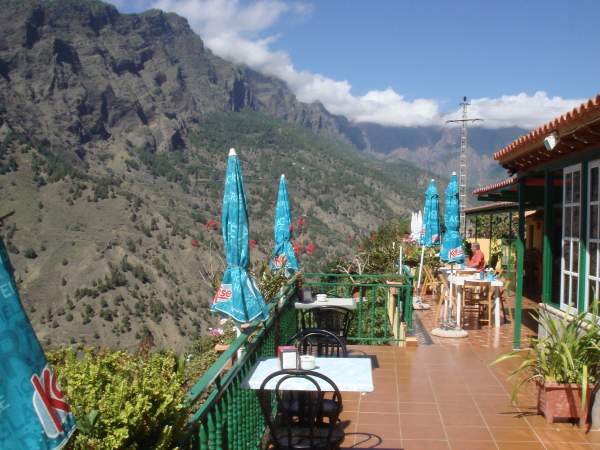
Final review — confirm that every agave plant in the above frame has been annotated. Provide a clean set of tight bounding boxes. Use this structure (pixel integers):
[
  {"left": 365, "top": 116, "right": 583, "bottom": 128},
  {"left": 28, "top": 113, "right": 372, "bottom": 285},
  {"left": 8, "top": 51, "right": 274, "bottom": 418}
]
[{"left": 491, "top": 302, "right": 600, "bottom": 412}]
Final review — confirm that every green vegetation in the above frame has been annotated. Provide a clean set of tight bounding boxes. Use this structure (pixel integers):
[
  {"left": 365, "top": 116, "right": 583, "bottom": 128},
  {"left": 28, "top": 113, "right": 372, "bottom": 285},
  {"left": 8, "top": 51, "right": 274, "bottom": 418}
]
[
  {"left": 48, "top": 348, "right": 188, "bottom": 450},
  {"left": 491, "top": 303, "right": 600, "bottom": 410}
]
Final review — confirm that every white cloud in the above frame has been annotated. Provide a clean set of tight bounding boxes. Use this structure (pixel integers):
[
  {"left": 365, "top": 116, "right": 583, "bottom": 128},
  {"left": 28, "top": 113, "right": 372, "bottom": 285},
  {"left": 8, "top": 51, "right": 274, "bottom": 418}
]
[
  {"left": 111, "top": 0, "right": 585, "bottom": 129},
  {"left": 450, "top": 92, "right": 585, "bottom": 129}
]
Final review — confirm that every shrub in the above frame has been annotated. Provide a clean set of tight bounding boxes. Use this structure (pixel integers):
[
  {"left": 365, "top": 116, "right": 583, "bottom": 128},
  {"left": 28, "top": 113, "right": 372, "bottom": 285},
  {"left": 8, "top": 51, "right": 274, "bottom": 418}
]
[
  {"left": 24, "top": 247, "right": 38, "bottom": 259},
  {"left": 47, "top": 348, "right": 188, "bottom": 450}
]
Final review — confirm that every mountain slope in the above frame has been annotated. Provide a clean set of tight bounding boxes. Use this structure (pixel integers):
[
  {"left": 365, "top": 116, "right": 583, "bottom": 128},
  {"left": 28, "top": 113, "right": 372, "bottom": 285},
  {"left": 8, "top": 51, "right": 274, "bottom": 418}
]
[
  {"left": 357, "top": 124, "right": 526, "bottom": 188},
  {"left": 0, "top": 0, "right": 434, "bottom": 351}
]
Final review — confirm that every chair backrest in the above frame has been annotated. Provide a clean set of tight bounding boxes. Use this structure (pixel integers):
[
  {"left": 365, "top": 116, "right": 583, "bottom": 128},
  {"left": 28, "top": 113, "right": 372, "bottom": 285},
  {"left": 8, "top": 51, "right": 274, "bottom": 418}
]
[
  {"left": 463, "top": 281, "right": 491, "bottom": 303},
  {"left": 457, "top": 269, "right": 477, "bottom": 277},
  {"left": 258, "top": 369, "right": 343, "bottom": 450},
  {"left": 288, "top": 328, "right": 348, "bottom": 357},
  {"left": 310, "top": 306, "right": 353, "bottom": 338}
]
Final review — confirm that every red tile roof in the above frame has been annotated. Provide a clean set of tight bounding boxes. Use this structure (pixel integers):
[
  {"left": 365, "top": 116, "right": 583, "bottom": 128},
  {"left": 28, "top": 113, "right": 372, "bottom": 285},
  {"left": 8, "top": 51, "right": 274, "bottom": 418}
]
[
  {"left": 472, "top": 177, "right": 517, "bottom": 195},
  {"left": 493, "top": 94, "right": 600, "bottom": 163}
]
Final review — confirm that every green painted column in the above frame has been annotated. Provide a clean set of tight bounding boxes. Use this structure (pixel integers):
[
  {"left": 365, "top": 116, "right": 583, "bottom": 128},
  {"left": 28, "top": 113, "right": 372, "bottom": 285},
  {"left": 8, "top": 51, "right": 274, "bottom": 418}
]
[
  {"left": 514, "top": 181, "right": 526, "bottom": 349},
  {"left": 578, "top": 162, "right": 588, "bottom": 312},
  {"left": 542, "top": 170, "right": 554, "bottom": 304}
]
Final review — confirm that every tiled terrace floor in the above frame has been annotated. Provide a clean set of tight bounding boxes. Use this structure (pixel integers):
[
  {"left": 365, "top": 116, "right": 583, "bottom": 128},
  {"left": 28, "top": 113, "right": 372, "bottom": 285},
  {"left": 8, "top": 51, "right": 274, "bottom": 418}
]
[{"left": 340, "top": 296, "right": 600, "bottom": 450}]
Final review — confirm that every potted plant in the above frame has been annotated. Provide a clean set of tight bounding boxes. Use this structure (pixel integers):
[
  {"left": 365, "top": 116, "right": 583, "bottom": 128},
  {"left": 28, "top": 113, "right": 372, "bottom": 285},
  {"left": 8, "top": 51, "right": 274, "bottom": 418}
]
[{"left": 491, "top": 304, "right": 600, "bottom": 425}]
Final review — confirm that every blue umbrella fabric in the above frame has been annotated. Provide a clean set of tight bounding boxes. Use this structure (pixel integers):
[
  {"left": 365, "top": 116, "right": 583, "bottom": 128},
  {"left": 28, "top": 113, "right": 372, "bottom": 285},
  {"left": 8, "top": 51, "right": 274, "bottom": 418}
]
[
  {"left": 270, "top": 174, "right": 300, "bottom": 275},
  {"left": 440, "top": 172, "right": 465, "bottom": 264},
  {"left": 420, "top": 180, "right": 440, "bottom": 248},
  {"left": 0, "top": 238, "right": 76, "bottom": 450},
  {"left": 211, "top": 148, "right": 269, "bottom": 323}
]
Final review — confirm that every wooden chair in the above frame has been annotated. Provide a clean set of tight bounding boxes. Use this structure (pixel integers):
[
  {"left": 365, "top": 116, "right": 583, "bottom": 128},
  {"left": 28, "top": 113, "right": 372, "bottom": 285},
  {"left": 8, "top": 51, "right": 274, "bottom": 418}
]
[
  {"left": 462, "top": 281, "right": 492, "bottom": 328},
  {"left": 435, "top": 274, "right": 455, "bottom": 324},
  {"left": 419, "top": 266, "right": 442, "bottom": 298},
  {"left": 258, "top": 370, "right": 345, "bottom": 450},
  {"left": 457, "top": 269, "right": 478, "bottom": 277}
]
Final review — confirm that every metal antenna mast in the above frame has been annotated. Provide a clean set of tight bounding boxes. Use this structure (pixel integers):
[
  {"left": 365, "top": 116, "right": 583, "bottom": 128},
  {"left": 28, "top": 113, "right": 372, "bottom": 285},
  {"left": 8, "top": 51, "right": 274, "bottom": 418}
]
[{"left": 446, "top": 97, "right": 482, "bottom": 232}]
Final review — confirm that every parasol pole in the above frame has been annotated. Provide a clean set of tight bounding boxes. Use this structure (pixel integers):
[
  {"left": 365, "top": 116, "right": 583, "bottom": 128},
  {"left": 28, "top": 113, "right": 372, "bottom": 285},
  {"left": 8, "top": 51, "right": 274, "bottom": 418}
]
[
  {"left": 444, "top": 263, "right": 452, "bottom": 326},
  {"left": 416, "top": 245, "right": 425, "bottom": 293},
  {"left": 399, "top": 244, "right": 403, "bottom": 274}
]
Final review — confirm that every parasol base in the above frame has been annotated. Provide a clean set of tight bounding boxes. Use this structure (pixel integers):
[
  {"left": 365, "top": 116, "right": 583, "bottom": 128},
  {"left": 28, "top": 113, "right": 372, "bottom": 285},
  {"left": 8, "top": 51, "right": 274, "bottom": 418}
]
[
  {"left": 431, "top": 327, "right": 468, "bottom": 338},
  {"left": 412, "top": 298, "right": 431, "bottom": 310}
]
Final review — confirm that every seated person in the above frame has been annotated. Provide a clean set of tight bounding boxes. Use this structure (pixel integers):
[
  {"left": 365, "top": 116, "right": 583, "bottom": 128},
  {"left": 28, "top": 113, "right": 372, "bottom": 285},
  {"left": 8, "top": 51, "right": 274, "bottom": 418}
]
[{"left": 467, "top": 243, "right": 486, "bottom": 271}]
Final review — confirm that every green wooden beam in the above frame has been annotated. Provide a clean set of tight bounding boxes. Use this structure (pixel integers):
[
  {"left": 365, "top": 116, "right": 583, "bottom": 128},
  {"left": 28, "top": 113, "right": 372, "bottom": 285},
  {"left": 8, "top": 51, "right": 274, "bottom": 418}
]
[
  {"left": 578, "top": 162, "right": 588, "bottom": 312},
  {"left": 520, "top": 147, "right": 600, "bottom": 175},
  {"left": 542, "top": 170, "right": 555, "bottom": 305},
  {"left": 514, "top": 181, "right": 526, "bottom": 349}
]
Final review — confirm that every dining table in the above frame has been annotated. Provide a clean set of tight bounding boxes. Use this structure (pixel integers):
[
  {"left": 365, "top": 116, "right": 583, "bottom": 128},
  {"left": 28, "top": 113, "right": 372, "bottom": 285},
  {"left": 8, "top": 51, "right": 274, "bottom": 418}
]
[
  {"left": 242, "top": 356, "right": 374, "bottom": 392},
  {"left": 446, "top": 274, "right": 505, "bottom": 327}
]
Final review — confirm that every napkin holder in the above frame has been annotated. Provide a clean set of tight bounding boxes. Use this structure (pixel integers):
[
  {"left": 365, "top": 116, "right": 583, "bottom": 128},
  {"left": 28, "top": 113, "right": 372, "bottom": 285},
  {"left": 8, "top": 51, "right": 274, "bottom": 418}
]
[{"left": 277, "top": 346, "right": 299, "bottom": 370}]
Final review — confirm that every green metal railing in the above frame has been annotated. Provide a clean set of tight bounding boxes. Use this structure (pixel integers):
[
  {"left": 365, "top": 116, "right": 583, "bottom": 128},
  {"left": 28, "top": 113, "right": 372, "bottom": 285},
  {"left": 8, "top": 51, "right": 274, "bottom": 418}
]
[
  {"left": 303, "top": 273, "right": 414, "bottom": 341},
  {"left": 185, "top": 281, "right": 299, "bottom": 450},
  {"left": 185, "top": 273, "right": 414, "bottom": 448}
]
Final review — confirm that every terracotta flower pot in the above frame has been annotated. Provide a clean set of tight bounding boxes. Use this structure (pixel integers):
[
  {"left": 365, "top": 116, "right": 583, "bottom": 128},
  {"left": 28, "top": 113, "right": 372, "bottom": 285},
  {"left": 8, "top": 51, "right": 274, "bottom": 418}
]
[
  {"left": 537, "top": 380, "right": 593, "bottom": 425},
  {"left": 214, "top": 343, "right": 229, "bottom": 353}
]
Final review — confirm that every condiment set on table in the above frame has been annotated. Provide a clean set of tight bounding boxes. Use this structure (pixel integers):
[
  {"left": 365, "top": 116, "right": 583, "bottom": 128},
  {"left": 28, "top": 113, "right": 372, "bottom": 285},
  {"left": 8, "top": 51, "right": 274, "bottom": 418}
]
[{"left": 277, "top": 345, "right": 316, "bottom": 370}]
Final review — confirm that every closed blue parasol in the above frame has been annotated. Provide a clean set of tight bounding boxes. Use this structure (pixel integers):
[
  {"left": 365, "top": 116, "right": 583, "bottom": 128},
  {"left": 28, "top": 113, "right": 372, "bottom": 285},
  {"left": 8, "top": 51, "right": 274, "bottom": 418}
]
[
  {"left": 432, "top": 172, "right": 468, "bottom": 337},
  {"left": 440, "top": 172, "right": 465, "bottom": 264},
  {"left": 421, "top": 180, "right": 440, "bottom": 247},
  {"left": 270, "top": 174, "right": 300, "bottom": 275},
  {"left": 211, "top": 148, "right": 269, "bottom": 323},
  {"left": 415, "top": 180, "right": 440, "bottom": 308}
]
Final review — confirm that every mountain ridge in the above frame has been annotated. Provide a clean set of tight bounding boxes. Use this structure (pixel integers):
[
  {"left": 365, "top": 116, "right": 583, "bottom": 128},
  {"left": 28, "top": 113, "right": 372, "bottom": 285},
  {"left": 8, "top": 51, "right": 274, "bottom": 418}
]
[{"left": 0, "top": 0, "right": 436, "bottom": 351}]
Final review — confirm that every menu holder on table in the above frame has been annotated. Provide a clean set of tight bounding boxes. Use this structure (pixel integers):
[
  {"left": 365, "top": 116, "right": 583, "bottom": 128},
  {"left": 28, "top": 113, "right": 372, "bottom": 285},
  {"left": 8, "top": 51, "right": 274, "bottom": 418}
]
[{"left": 277, "top": 346, "right": 299, "bottom": 370}]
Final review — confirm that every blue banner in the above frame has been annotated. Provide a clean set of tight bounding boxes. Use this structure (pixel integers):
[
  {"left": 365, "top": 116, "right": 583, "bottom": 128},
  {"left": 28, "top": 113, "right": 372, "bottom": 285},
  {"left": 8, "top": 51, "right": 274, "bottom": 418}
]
[{"left": 0, "top": 239, "right": 76, "bottom": 449}]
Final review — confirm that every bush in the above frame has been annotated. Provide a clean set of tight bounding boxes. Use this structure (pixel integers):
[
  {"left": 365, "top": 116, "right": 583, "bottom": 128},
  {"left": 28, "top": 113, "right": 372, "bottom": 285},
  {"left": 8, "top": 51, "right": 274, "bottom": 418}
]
[
  {"left": 47, "top": 348, "right": 188, "bottom": 450},
  {"left": 24, "top": 247, "right": 38, "bottom": 259}
]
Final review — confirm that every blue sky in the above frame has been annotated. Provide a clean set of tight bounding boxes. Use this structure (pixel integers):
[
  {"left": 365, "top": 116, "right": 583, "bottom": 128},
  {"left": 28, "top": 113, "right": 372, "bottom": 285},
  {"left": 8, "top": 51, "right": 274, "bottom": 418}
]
[
  {"left": 269, "top": 1, "right": 598, "bottom": 101},
  {"left": 112, "top": 0, "right": 599, "bottom": 128}
]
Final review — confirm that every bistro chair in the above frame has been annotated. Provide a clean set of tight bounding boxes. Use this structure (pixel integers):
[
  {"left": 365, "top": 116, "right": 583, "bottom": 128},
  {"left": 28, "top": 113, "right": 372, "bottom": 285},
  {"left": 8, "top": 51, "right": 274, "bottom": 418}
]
[
  {"left": 288, "top": 328, "right": 348, "bottom": 358},
  {"left": 309, "top": 307, "right": 353, "bottom": 341},
  {"left": 462, "top": 281, "right": 492, "bottom": 328},
  {"left": 258, "top": 370, "right": 345, "bottom": 450}
]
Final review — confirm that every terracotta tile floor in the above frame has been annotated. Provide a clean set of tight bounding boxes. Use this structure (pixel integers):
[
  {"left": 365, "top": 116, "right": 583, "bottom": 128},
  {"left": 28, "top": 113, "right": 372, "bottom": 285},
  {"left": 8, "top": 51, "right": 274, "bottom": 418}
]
[{"left": 340, "top": 295, "right": 600, "bottom": 450}]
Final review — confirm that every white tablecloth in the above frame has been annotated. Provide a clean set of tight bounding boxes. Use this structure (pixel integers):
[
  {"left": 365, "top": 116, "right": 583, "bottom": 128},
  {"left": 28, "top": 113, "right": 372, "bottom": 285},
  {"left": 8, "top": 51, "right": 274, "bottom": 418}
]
[
  {"left": 242, "top": 357, "right": 374, "bottom": 392},
  {"left": 447, "top": 275, "right": 505, "bottom": 327},
  {"left": 294, "top": 297, "right": 357, "bottom": 311}
]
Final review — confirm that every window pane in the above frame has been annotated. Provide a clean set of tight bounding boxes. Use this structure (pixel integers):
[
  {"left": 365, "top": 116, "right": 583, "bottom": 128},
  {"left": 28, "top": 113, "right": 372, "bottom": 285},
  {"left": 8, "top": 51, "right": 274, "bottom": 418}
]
[
  {"left": 563, "top": 274, "right": 570, "bottom": 306},
  {"left": 591, "top": 205, "right": 599, "bottom": 239},
  {"left": 590, "top": 242, "right": 598, "bottom": 279},
  {"left": 563, "top": 241, "right": 571, "bottom": 270},
  {"left": 573, "top": 170, "right": 581, "bottom": 203},
  {"left": 592, "top": 167, "right": 599, "bottom": 202},
  {"left": 564, "top": 206, "right": 572, "bottom": 236},
  {"left": 573, "top": 206, "right": 580, "bottom": 238},
  {"left": 573, "top": 241, "right": 579, "bottom": 273},
  {"left": 565, "top": 172, "right": 573, "bottom": 203},
  {"left": 571, "top": 275, "right": 579, "bottom": 308}
]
